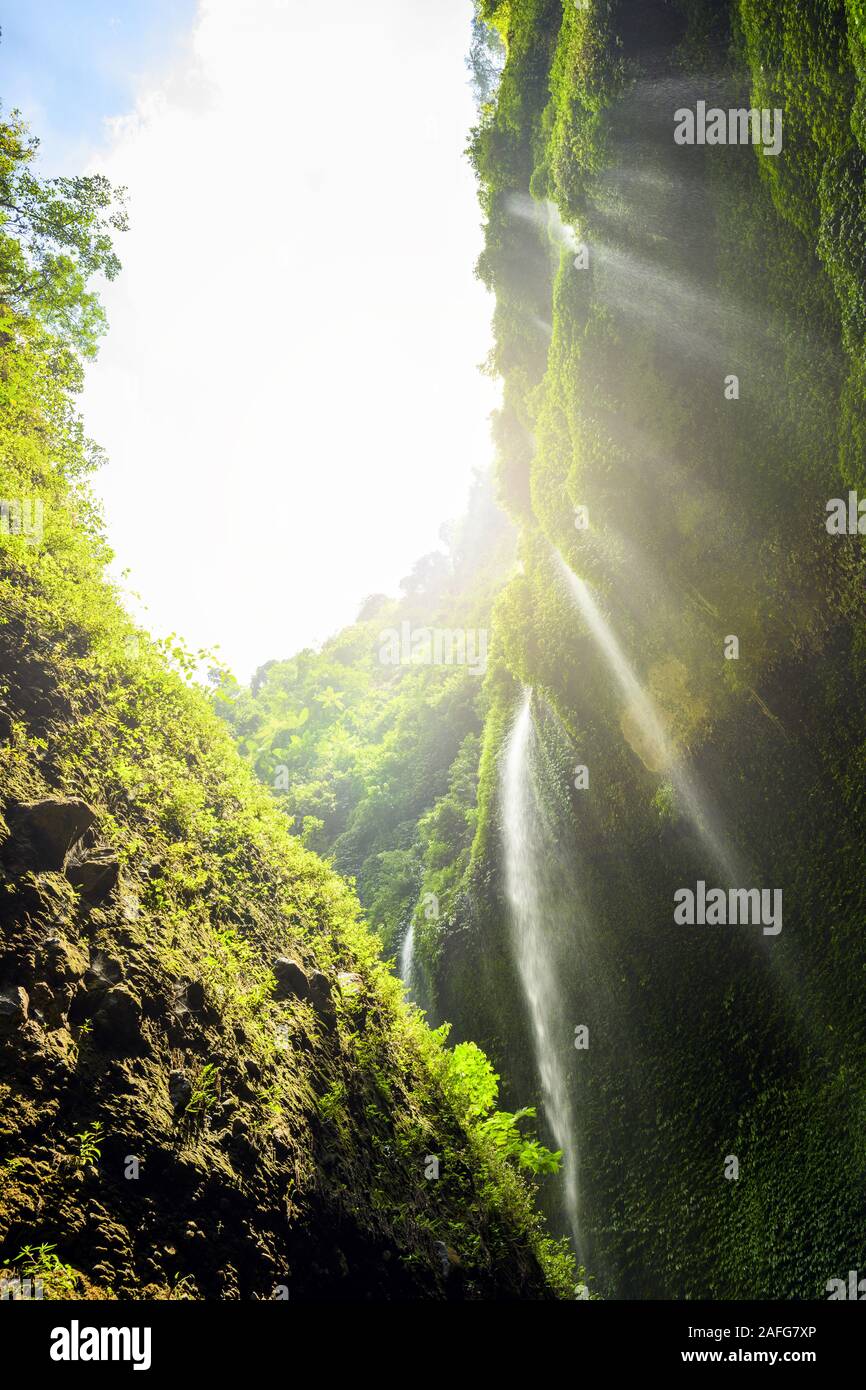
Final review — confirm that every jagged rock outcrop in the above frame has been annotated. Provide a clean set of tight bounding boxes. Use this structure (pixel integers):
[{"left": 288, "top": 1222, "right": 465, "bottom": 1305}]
[
  {"left": 2, "top": 798, "right": 94, "bottom": 873},
  {"left": 271, "top": 957, "right": 309, "bottom": 1001},
  {"left": 66, "top": 848, "right": 120, "bottom": 904}
]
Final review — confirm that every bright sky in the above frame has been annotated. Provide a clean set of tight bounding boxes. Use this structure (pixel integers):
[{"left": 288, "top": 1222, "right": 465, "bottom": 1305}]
[{"left": 2, "top": 0, "right": 498, "bottom": 681}]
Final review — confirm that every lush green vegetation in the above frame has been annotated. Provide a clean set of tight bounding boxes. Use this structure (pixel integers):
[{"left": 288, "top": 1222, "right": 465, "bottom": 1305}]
[
  {"left": 225, "top": 0, "right": 866, "bottom": 1299},
  {"left": 213, "top": 475, "right": 514, "bottom": 999},
  {"left": 5, "top": 0, "right": 866, "bottom": 1304},
  {"left": 0, "top": 102, "right": 573, "bottom": 1300}
]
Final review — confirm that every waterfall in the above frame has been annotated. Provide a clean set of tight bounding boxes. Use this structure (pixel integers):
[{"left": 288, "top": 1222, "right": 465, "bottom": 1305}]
[
  {"left": 398, "top": 918, "right": 415, "bottom": 992},
  {"left": 501, "top": 689, "right": 581, "bottom": 1249}
]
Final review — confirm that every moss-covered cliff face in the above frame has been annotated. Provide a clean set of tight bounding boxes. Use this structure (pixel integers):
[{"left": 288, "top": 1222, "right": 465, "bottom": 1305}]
[
  {"left": 0, "top": 112, "right": 573, "bottom": 1302},
  {"left": 435, "top": 0, "right": 866, "bottom": 1298}
]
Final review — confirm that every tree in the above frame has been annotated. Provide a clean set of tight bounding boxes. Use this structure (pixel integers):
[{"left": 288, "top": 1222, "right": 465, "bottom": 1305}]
[
  {"left": 466, "top": 6, "right": 506, "bottom": 111},
  {"left": 0, "top": 109, "right": 128, "bottom": 359},
  {"left": 398, "top": 550, "right": 450, "bottom": 600}
]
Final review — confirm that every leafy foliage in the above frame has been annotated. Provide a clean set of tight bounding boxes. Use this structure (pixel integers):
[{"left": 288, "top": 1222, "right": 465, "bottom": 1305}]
[
  {"left": 213, "top": 474, "right": 515, "bottom": 991},
  {"left": 446, "top": 1041, "right": 562, "bottom": 1174},
  {"left": 0, "top": 107, "right": 127, "bottom": 360}
]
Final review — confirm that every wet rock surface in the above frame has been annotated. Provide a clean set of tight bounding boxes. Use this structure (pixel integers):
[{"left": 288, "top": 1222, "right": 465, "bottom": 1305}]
[
  {"left": 0, "top": 984, "right": 29, "bottom": 1033},
  {"left": 309, "top": 970, "right": 337, "bottom": 1029},
  {"left": 168, "top": 1070, "right": 193, "bottom": 1112},
  {"left": 272, "top": 956, "right": 309, "bottom": 1000},
  {"left": 3, "top": 798, "right": 95, "bottom": 872},
  {"left": 66, "top": 848, "right": 120, "bottom": 903},
  {"left": 90, "top": 987, "right": 143, "bottom": 1053}
]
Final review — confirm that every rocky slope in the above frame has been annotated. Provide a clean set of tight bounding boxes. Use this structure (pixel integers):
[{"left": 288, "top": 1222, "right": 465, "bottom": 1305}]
[{"left": 0, "top": 558, "right": 571, "bottom": 1301}]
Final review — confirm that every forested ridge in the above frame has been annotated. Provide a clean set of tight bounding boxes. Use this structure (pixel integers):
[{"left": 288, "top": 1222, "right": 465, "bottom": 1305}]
[{"left": 213, "top": 471, "right": 515, "bottom": 1010}]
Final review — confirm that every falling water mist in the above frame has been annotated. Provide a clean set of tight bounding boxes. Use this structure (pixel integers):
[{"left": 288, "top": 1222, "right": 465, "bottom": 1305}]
[
  {"left": 398, "top": 919, "right": 415, "bottom": 993},
  {"left": 554, "top": 551, "right": 739, "bottom": 882},
  {"left": 501, "top": 689, "right": 581, "bottom": 1251}
]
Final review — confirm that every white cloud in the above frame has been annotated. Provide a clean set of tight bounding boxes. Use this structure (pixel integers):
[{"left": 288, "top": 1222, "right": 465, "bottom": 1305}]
[{"left": 81, "top": 0, "right": 498, "bottom": 679}]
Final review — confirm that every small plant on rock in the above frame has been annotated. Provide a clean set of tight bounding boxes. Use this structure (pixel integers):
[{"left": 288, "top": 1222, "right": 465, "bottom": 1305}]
[
  {"left": 184, "top": 1063, "right": 220, "bottom": 1120},
  {"left": 4, "top": 1243, "right": 79, "bottom": 1299},
  {"left": 74, "top": 1120, "right": 104, "bottom": 1169}
]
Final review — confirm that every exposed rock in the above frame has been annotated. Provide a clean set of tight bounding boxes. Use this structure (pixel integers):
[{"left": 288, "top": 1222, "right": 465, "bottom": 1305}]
[
  {"left": 433, "top": 1241, "right": 462, "bottom": 1279},
  {"left": 168, "top": 1070, "right": 193, "bottom": 1112},
  {"left": 5, "top": 798, "right": 95, "bottom": 872},
  {"left": 229, "top": 1131, "right": 258, "bottom": 1169},
  {"left": 120, "top": 895, "right": 140, "bottom": 924},
  {"left": 272, "top": 956, "right": 309, "bottom": 1001},
  {"left": 309, "top": 970, "right": 337, "bottom": 1029},
  {"left": 309, "top": 970, "right": 332, "bottom": 1004},
  {"left": 0, "top": 985, "right": 29, "bottom": 1033},
  {"left": 337, "top": 971, "right": 364, "bottom": 996},
  {"left": 271, "top": 1129, "right": 292, "bottom": 1159},
  {"left": 91, "top": 987, "right": 143, "bottom": 1053},
  {"left": 167, "top": 981, "right": 191, "bottom": 1029},
  {"left": 83, "top": 950, "right": 124, "bottom": 1002},
  {"left": 30, "top": 980, "right": 55, "bottom": 1016},
  {"left": 40, "top": 933, "right": 88, "bottom": 985},
  {"left": 184, "top": 979, "right": 205, "bottom": 1012},
  {"left": 66, "top": 849, "right": 119, "bottom": 903},
  {"left": 29, "top": 979, "right": 74, "bottom": 1029},
  {"left": 0, "top": 873, "right": 53, "bottom": 924}
]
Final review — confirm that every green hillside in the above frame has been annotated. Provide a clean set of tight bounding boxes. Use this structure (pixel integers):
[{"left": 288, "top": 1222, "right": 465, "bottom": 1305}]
[{"left": 214, "top": 472, "right": 514, "bottom": 1007}]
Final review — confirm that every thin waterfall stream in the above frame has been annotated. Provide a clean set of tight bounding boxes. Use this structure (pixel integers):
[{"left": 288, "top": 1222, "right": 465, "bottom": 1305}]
[
  {"left": 398, "top": 918, "right": 415, "bottom": 993},
  {"left": 501, "top": 689, "right": 581, "bottom": 1251}
]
